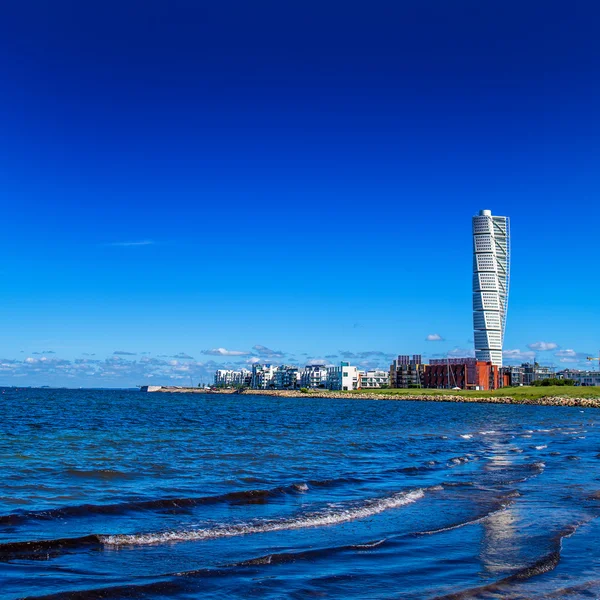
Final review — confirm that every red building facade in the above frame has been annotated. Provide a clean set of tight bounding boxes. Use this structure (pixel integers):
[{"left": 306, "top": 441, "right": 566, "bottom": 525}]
[{"left": 424, "top": 358, "right": 499, "bottom": 390}]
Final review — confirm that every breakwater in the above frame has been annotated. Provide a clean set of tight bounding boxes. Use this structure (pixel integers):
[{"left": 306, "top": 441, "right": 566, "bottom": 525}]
[{"left": 141, "top": 386, "right": 600, "bottom": 408}]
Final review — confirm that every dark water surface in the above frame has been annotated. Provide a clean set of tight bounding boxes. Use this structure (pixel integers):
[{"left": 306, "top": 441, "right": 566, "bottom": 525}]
[{"left": 1, "top": 389, "right": 600, "bottom": 599}]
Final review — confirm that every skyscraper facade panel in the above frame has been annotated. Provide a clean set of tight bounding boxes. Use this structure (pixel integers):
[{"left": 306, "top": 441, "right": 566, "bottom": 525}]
[{"left": 472, "top": 209, "right": 510, "bottom": 368}]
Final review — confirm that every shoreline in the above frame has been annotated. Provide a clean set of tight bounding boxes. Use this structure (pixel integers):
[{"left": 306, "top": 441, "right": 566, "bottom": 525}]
[{"left": 142, "top": 386, "right": 600, "bottom": 408}]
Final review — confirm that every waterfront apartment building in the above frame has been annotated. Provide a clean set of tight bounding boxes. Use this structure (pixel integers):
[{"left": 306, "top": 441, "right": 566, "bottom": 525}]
[
  {"left": 327, "top": 362, "right": 359, "bottom": 391},
  {"left": 424, "top": 358, "right": 499, "bottom": 391},
  {"left": 502, "top": 363, "right": 555, "bottom": 386},
  {"left": 359, "top": 369, "right": 390, "bottom": 389},
  {"left": 558, "top": 369, "right": 600, "bottom": 386},
  {"left": 300, "top": 364, "right": 328, "bottom": 389},
  {"left": 214, "top": 369, "right": 251, "bottom": 387},
  {"left": 472, "top": 209, "right": 510, "bottom": 368},
  {"left": 390, "top": 355, "right": 425, "bottom": 388},
  {"left": 251, "top": 364, "right": 278, "bottom": 389},
  {"left": 273, "top": 365, "right": 300, "bottom": 389}
]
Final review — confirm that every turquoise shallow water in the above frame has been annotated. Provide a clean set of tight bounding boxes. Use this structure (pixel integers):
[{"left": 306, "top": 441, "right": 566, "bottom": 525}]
[{"left": 1, "top": 388, "right": 600, "bottom": 599}]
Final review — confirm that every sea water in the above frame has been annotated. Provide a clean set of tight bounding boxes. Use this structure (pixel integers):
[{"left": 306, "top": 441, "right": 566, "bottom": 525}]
[{"left": 1, "top": 388, "right": 600, "bottom": 599}]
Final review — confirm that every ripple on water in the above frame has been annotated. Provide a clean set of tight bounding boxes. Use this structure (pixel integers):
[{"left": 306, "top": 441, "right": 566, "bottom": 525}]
[{"left": 3, "top": 389, "right": 600, "bottom": 600}]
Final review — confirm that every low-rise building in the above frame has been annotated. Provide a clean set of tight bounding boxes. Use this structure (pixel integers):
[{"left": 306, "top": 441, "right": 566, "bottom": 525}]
[
  {"left": 300, "top": 364, "right": 328, "bottom": 389},
  {"left": 390, "top": 354, "right": 426, "bottom": 388},
  {"left": 214, "top": 369, "right": 251, "bottom": 387},
  {"left": 558, "top": 369, "right": 600, "bottom": 386},
  {"left": 359, "top": 369, "right": 390, "bottom": 388},
  {"left": 501, "top": 364, "right": 524, "bottom": 386},
  {"left": 327, "top": 362, "right": 359, "bottom": 391},
  {"left": 424, "top": 358, "right": 499, "bottom": 390},
  {"left": 503, "top": 363, "right": 556, "bottom": 386}
]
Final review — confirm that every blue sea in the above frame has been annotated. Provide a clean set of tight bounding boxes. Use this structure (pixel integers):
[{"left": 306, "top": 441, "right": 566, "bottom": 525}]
[{"left": 1, "top": 388, "right": 600, "bottom": 599}]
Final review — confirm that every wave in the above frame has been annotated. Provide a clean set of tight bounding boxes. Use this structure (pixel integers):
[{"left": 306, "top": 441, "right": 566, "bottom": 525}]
[
  {"left": 352, "top": 538, "right": 387, "bottom": 549},
  {"left": 539, "top": 579, "right": 600, "bottom": 598},
  {"left": 431, "top": 521, "right": 588, "bottom": 599},
  {"left": 483, "top": 461, "right": 545, "bottom": 485},
  {"left": 17, "top": 538, "right": 391, "bottom": 599},
  {"left": 24, "top": 502, "right": 570, "bottom": 600},
  {"left": 447, "top": 456, "right": 471, "bottom": 467},
  {"left": 307, "top": 476, "right": 363, "bottom": 487},
  {"left": 101, "top": 488, "right": 427, "bottom": 547},
  {"left": 432, "top": 553, "right": 562, "bottom": 599},
  {"left": 391, "top": 465, "right": 434, "bottom": 475},
  {"left": 0, "top": 488, "right": 427, "bottom": 558},
  {"left": 233, "top": 538, "right": 388, "bottom": 567},
  {"left": 0, "top": 534, "right": 101, "bottom": 561},
  {"left": 415, "top": 492, "right": 519, "bottom": 537},
  {"left": 0, "top": 479, "right": 349, "bottom": 527},
  {"left": 379, "top": 461, "right": 443, "bottom": 478},
  {"left": 441, "top": 481, "right": 474, "bottom": 487},
  {"left": 17, "top": 577, "right": 193, "bottom": 600},
  {"left": 65, "top": 468, "right": 137, "bottom": 480}
]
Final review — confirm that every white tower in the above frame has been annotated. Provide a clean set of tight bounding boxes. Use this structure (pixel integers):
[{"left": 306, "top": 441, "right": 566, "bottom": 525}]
[{"left": 472, "top": 209, "right": 510, "bottom": 367}]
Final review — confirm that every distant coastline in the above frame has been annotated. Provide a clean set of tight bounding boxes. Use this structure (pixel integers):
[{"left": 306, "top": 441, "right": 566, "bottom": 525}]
[{"left": 141, "top": 386, "right": 600, "bottom": 408}]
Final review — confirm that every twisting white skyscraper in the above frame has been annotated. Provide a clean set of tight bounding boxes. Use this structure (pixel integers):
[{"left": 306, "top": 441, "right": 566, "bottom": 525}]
[{"left": 472, "top": 209, "right": 510, "bottom": 367}]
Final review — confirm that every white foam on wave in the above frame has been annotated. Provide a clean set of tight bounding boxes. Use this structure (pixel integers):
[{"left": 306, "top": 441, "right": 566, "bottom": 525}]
[
  {"left": 292, "top": 483, "right": 309, "bottom": 492},
  {"left": 460, "top": 434, "right": 473, "bottom": 439},
  {"left": 353, "top": 538, "right": 387, "bottom": 549},
  {"left": 101, "top": 489, "right": 426, "bottom": 547},
  {"left": 535, "top": 445, "right": 548, "bottom": 450},
  {"left": 448, "top": 456, "right": 470, "bottom": 466}
]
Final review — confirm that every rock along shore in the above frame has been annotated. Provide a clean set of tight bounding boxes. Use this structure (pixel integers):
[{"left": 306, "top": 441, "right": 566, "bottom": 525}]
[{"left": 142, "top": 386, "right": 600, "bottom": 408}]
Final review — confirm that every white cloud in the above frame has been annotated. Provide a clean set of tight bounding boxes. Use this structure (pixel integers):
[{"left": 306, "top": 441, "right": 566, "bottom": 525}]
[
  {"left": 503, "top": 349, "right": 536, "bottom": 362},
  {"left": 0, "top": 354, "right": 215, "bottom": 387},
  {"left": 554, "top": 349, "right": 591, "bottom": 364},
  {"left": 527, "top": 341, "right": 558, "bottom": 352},
  {"left": 306, "top": 358, "right": 328, "bottom": 366},
  {"left": 106, "top": 240, "right": 155, "bottom": 247},
  {"left": 426, "top": 334, "right": 444, "bottom": 342},
  {"left": 447, "top": 347, "right": 475, "bottom": 358},
  {"left": 339, "top": 350, "right": 391, "bottom": 360},
  {"left": 202, "top": 348, "right": 251, "bottom": 357},
  {"left": 555, "top": 349, "right": 577, "bottom": 358},
  {"left": 252, "top": 345, "right": 284, "bottom": 357}
]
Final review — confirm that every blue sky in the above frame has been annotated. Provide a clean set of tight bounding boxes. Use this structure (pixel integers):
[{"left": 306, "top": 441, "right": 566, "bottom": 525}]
[{"left": 1, "top": 1, "right": 599, "bottom": 386}]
